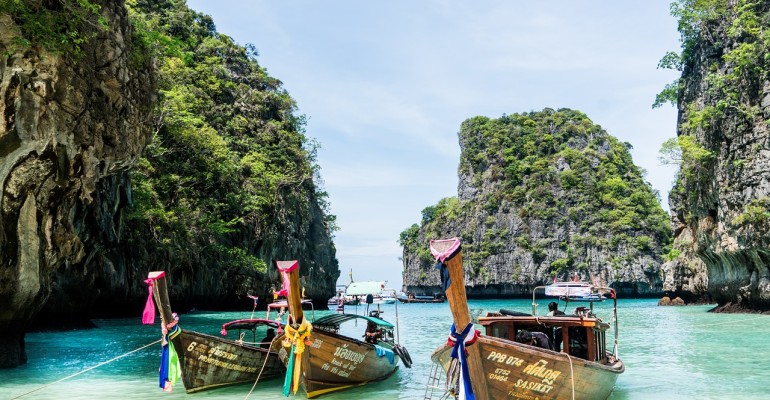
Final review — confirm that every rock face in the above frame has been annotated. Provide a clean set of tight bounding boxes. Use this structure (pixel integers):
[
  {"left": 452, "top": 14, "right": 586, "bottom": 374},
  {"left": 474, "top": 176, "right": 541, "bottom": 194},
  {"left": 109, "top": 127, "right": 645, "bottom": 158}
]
[
  {"left": 0, "top": 1, "right": 156, "bottom": 367},
  {"left": 401, "top": 109, "right": 671, "bottom": 298},
  {"left": 0, "top": 0, "right": 340, "bottom": 369},
  {"left": 664, "top": 1, "right": 770, "bottom": 311}
]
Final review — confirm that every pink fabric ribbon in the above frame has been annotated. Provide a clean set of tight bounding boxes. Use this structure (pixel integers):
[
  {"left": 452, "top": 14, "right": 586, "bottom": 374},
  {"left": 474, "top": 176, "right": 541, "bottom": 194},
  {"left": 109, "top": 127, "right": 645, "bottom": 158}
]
[
  {"left": 274, "top": 261, "right": 298, "bottom": 296},
  {"left": 142, "top": 279, "right": 155, "bottom": 325},
  {"left": 430, "top": 238, "right": 461, "bottom": 262},
  {"left": 142, "top": 272, "right": 166, "bottom": 325}
]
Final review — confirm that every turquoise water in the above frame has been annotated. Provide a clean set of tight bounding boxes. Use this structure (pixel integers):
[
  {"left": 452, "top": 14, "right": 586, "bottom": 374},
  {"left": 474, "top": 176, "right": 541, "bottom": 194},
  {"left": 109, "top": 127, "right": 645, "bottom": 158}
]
[{"left": 2, "top": 299, "right": 769, "bottom": 399}]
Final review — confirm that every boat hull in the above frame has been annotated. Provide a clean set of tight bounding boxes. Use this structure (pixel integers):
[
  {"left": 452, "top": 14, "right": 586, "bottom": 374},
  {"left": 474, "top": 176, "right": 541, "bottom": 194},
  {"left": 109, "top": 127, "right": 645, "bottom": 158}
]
[
  {"left": 177, "top": 330, "right": 284, "bottom": 393},
  {"left": 276, "top": 330, "right": 399, "bottom": 398},
  {"left": 432, "top": 336, "right": 623, "bottom": 400}
]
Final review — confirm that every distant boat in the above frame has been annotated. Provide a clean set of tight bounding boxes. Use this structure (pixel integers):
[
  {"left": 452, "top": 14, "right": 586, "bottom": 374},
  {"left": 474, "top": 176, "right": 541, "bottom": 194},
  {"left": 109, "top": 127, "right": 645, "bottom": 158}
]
[
  {"left": 143, "top": 272, "right": 284, "bottom": 393},
  {"left": 397, "top": 293, "right": 446, "bottom": 303},
  {"left": 271, "top": 261, "right": 411, "bottom": 398},
  {"left": 425, "top": 238, "right": 624, "bottom": 400},
  {"left": 327, "top": 284, "right": 350, "bottom": 305},
  {"left": 374, "top": 292, "right": 397, "bottom": 305}
]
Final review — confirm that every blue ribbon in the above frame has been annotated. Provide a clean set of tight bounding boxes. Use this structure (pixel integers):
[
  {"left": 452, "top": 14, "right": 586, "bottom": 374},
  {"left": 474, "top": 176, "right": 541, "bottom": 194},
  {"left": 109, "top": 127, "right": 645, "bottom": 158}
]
[
  {"left": 158, "top": 324, "right": 180, "bottom": 389},
  {"left": 435, "top": 261, "right": 451, "bottom": 291},
  {"left": 450, "top": 322, "right": 476, "bottom": 400},
  {"left": 158, "top": 339, "right": 169, "bottom": 389}
]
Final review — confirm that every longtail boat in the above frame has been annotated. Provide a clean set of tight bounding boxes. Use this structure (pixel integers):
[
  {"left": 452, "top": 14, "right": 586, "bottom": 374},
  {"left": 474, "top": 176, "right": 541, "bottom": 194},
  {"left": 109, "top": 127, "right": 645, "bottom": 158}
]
[
  {"left": 142, "top": 271, "right": 284, "bottom": 393},
  {"left": 272, "top": 260, "right": 411, "bottom": 398},
  {"left": 397, "top": 293, "right": 446, "bottom": 303},
  {"left": 427, "top": 238, "right": 624, "bottom": 400}
]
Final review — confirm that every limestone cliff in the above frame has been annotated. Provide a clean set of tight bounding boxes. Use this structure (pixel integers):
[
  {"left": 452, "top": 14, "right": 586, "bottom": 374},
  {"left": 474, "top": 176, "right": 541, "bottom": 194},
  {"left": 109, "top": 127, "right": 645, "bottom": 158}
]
[
  {"left": 663, "top": 0, "right": 770, "bottom": 311},
  {"left": 0, "top": 0, "right": 155, "bottom": 367},
  {"left": 0, "top": 0, "right": 339, "bottom": 369},
  {"left": 401, "top": 109, "right": 671, "bottom": 298}
]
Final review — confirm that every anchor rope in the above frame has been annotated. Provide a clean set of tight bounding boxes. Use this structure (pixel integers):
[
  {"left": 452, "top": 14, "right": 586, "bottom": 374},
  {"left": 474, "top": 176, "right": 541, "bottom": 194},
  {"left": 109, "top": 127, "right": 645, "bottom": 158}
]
[{"left": 10, "top": 339, "right": 161, "bottom": 400}]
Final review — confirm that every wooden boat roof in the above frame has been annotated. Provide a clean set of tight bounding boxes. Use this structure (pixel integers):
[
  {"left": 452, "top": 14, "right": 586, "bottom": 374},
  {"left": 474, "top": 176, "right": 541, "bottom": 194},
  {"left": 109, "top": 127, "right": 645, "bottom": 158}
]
[
  {"left": 313, "top": 313, "right": 394, "bottom": 329},
  {"left": 221, "top": 318, "right": 281, "bottom": 331}
]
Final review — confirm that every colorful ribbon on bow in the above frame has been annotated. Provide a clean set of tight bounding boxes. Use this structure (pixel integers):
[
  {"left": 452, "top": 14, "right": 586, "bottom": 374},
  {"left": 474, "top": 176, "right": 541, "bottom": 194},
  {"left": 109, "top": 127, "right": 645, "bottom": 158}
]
[
  {"left": 282, "top": 316, "right": 313, "bottom": 396},
  {"left": 430, "top": 238, "right": 461, "bottom": 291},
  {"left": 159, "top": 315, "right": 182, "bottom": 392},
  {"left": 142, "top": 272, "right": 166, "bottom": 325},
  {"left": 448, "top": 322, "right": 480, "bottom": 400}
]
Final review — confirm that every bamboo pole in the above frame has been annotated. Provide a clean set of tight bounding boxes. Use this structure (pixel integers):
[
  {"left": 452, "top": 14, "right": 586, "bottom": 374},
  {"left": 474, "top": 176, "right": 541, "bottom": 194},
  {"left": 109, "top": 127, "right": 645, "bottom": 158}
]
[{"left": 441, "top": 244, "right": 490, "bottom": 399}]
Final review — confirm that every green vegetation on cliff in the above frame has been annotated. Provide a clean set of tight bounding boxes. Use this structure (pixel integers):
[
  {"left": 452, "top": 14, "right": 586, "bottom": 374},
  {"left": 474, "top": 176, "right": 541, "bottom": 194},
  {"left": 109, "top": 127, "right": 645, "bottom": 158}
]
[
  {"left": 125, "top": 0, "right": 336, "bottom": 275},
  {"left": 401, "top": 108, "right": 670, "bottom": 286},
  {"left": 653, "top": 0, "right": 770, "bottom": 308},
  {"left": 0, "top": 0, "right": 106, "bottom": 56},
  {"left": 657, "top": 0, "right": 769, "bottom": 224}
]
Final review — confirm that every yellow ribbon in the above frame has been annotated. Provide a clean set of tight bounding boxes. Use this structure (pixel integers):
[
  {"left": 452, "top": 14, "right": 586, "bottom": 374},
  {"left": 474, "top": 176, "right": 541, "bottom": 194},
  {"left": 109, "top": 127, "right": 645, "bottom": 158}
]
[{"left": 282, "top": 317, "right": 313, "bottom": 394}]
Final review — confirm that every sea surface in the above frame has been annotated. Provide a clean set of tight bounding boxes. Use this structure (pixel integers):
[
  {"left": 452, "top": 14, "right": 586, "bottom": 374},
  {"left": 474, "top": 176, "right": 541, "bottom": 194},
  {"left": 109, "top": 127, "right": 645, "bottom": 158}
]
[{"left": 2, "top": 299, "right": 769, "bottom": 400}]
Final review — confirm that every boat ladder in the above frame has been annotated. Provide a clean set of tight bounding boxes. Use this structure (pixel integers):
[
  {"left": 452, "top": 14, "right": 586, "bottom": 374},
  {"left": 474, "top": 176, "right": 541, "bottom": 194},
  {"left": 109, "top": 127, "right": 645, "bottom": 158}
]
[{"left": 423, "top": 362, "right": 454, "bottom": 400}]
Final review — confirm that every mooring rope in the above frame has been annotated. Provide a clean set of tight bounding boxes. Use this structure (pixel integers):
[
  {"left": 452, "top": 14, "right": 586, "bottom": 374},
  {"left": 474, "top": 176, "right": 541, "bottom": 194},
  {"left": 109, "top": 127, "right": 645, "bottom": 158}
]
[
  {"left": 10, "top": 339, "right": 161, "bottom": 400},
  {"left": 243, "top": 334, "right": 281, "bottom": 400},
  {"left": 565, "top": 352, "right": 575, "bottom": 400}
]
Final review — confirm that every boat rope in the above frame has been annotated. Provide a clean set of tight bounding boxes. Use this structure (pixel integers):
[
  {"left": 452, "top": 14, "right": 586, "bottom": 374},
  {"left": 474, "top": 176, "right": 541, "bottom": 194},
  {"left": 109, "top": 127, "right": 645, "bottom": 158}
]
[
  {"left": 565, "top": 353, "right": 575, "bottom": 400},
  {"left": 10, "top": 339, "right": 161, "bottom": 400},
  {"left": 243, "top": 335, "right": 281, "bottom": 400}
]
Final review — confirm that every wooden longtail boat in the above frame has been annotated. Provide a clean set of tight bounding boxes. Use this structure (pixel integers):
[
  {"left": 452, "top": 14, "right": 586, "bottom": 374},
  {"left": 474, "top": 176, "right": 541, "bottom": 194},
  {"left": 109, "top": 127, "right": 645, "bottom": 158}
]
[
  {"left": 427, "top": 238, "right": 624, "bottom": 400},
  {"left": 273, "top": 261, "right": 411, "bottom": 398},
  {"left": 143, "top": 271, "right": 284, "bottom": 393},
  {"left": 397, "top": 294, "right": 446, "bottom": 304}
]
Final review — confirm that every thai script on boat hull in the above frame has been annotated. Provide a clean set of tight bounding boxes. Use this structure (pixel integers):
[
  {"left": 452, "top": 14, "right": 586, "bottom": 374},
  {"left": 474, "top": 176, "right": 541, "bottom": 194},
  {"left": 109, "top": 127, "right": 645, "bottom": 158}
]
[{"left": 333, "top": 344, "right": 365, "bottom": 364}]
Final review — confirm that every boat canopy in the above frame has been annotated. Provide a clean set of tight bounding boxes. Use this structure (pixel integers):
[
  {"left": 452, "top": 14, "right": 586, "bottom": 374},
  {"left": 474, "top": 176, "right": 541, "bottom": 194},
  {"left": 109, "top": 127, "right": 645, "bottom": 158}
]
[
  {"left": 222, "top": 318, "right": 280, "bottom": 331},
  {"left": 544, "top": 282, "right": 606, "bottom": 302},
  {"left": 313, "top": 313, "right": 394, "bottom": 329},
  {"left": 220, "top": 319, "right": 280, "bottom": 336},
  {"left": 345, "top": 281, "right": 386, "bottom": 296}
]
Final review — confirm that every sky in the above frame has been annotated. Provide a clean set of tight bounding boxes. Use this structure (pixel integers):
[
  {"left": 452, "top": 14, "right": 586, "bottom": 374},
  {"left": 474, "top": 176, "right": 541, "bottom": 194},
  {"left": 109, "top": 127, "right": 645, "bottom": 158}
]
[{"left": 186, "top": 1, "right": 682, "bottom": 290}]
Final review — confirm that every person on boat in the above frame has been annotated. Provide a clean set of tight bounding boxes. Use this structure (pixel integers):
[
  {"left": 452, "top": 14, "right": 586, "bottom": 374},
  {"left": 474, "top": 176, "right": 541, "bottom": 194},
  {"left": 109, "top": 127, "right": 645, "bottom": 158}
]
[
  {"left": 260, "top": 328, "right": 276, "bottom": 349},
  {"left": 364, "top": 312, "right": 383, "bottom": 344},
  {"left": 546, "top": 301, "right": 565, "bottom": 316},
  {"left": 336, "top": 297, "right": 345, "bottom": 313},
  {"left": 516, "top": 330, "right": 551, "bottom": 350},
  {"left": 364, "top": 321, "right": 383, "bottom": 344},
  {"left": 546, "top": 302, "right": 565, "bottom": 351}
]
